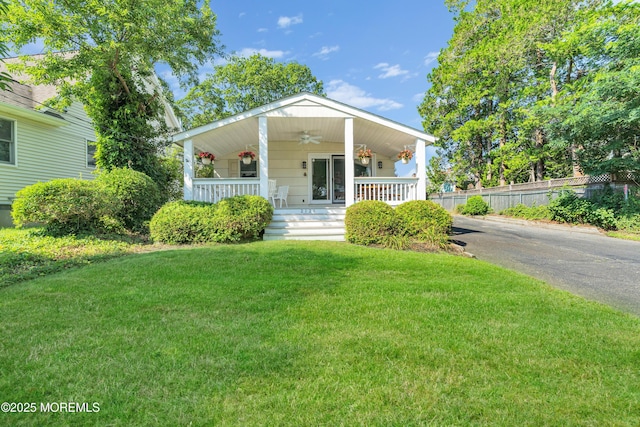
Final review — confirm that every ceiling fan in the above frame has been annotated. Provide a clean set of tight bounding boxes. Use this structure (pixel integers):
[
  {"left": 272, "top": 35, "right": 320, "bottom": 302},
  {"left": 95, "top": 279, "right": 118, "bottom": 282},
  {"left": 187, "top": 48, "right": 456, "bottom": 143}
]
[{"left": 299, "top": 131, "right": 322, "bottom": 144}]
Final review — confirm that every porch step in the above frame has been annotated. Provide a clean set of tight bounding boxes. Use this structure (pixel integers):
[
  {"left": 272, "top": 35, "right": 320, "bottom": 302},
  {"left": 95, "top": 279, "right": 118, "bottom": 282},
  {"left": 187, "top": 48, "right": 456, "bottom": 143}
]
[{"left": 263, "top": 207, "right": 346, "bottom": 241}]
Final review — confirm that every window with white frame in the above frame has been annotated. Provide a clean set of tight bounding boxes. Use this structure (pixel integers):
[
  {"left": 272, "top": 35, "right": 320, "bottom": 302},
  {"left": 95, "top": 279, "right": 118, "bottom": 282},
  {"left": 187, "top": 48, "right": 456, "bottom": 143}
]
[
  {"left": 0, "top": 118, "right": 15, "bottom": 164},
  {"left": 87, "top": 140, "right": 97, "bottom": 167}
]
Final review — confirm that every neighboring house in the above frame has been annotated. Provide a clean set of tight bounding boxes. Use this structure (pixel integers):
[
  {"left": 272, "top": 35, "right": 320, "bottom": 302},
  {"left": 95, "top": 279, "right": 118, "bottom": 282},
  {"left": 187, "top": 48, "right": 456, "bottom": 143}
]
[
  {"left": 0, "top": 56, "right": 181, "bottom": 227},
  {"left": 172, "top": 93, "right": 437, "bottom": 239},
  {"left": 0, "top": 76, "right": 98, "bottom": 227}
]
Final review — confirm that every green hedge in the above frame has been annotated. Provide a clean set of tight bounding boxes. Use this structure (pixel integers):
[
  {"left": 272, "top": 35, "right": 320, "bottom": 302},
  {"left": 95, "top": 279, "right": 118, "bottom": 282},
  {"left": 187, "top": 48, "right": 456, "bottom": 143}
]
[
  {"left": 11, "top": 179, "right": 118, "bottom": 235},
  {"left": 345, "top": 200, "right": 397, "bottom": 245},
  {"left": 345, "top": 200, "right": 452, "bottom": 249},
  {"left": 548, "top": 191, "right": 617, "bottom": 230},
  {"left": 12, "top": 169, "right": 163, "bottom": 236},
  {"left": 96, "top": 168, "right": 163, "bottom": 232},
  {"left": 149, "top": 196, "right": 273, "bottom": 244},
  {"left": 461, "top": 195, "right": 490, "bottom": 216},
  {"left": 396, "top": 200, "right": 453, "bottom": 238}
]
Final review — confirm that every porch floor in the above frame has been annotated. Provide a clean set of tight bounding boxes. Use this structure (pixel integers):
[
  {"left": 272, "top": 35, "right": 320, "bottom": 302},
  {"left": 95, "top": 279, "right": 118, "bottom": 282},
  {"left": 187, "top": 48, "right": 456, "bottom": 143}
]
[{"left": 263, "top": 206, "right": 346, "bottom": 241}]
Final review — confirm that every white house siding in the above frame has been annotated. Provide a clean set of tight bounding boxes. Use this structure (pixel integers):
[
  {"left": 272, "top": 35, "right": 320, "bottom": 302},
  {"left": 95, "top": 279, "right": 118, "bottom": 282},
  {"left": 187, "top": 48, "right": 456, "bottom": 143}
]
[
  {"left": 0, "top": 102, "right": 97, "bottom": 226},
  {"left": 204, "top": 140, "right": 396, "bottom": 206}
]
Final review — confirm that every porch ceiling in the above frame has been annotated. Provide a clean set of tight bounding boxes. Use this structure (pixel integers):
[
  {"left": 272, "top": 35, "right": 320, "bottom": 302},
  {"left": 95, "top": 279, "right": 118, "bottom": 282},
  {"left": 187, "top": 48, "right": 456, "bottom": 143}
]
[{"left": 186, "top": 116, "right": 428, "bottom": 159}]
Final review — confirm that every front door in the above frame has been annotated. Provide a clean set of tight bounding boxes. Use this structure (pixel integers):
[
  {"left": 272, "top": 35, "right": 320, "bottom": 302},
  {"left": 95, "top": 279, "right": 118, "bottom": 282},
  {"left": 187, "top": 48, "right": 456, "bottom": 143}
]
[{"left": 309, "top": 155, "right": 345, "bottom": 204}]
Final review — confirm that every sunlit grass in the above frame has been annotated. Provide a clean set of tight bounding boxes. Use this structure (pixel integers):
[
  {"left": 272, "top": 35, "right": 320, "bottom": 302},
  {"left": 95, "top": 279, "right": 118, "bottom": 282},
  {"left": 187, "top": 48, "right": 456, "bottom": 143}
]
[{"left": 1, "top": 241, "right": 639, "bottom": 425}]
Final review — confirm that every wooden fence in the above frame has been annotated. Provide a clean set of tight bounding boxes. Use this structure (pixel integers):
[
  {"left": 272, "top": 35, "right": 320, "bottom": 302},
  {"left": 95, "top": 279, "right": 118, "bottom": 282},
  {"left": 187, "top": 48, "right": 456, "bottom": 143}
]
[{"left": 430, "top": 174, "right": 634, "bottom": 212}]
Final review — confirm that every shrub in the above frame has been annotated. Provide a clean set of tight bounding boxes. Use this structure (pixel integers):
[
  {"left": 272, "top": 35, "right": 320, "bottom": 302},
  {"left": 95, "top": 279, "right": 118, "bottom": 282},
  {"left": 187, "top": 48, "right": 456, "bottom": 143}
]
[
  {"left": 214, "top": 195, "right": 274, "bottom": 241},
  {"left": 96, "top": 168, "right": 163, "bottom": 232},
  {"left": 461, "top": 195, "right": 489, "bottom": 216},
  {"left": 548, "top": 191, "right": 593, "bottom": 224},
  {"left": 149, "top": 196, "right": 273, "bottom": 244},
  {"left": 616, "top": 213, "right": 640, "bottom": 233},
  {"left": 12, "top": 179, "right": 117, "bottom": 235},
  {"left": 345, "top": 200, "right": 397, "bottom": 245},
  {"left": 500, "top": 204, "right": 551, "bottom": 221},
  {"left": 396, "top": 200, "right": 453, "bottom": 238},
  {"left": 149, "top": 201, "right": 214, "bottom": 244}
]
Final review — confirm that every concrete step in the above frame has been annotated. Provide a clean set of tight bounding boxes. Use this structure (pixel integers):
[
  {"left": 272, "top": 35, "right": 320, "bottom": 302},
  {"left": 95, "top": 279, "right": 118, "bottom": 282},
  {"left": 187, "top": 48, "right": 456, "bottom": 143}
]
[
  {"left": 263, "top": 234, "right": 345, "bottom": 241},
  {"left": 272, "top": 214, "right": 345, "bottom": 222},
  {"left": 267, "top": 220, "right": 345, "bottom": 229},
  {"left": 264, "top": 207, "right": 347, "bottom": 241},
  {"left": 264, "top": 227, "right": 345, "bottom": 236}
]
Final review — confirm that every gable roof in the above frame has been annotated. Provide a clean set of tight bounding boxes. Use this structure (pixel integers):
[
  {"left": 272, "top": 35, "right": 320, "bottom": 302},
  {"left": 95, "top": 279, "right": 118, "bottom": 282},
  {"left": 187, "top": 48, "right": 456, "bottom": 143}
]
[{"left": 172, "top": 92, "right": 436, "bottom": 158}]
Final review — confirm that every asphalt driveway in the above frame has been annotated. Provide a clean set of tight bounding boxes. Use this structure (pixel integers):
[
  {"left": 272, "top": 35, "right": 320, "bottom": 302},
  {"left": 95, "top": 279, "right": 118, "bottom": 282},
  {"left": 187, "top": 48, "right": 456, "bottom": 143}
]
[{"left": 453, "top": 215, "right": 640, "bottom": 317}]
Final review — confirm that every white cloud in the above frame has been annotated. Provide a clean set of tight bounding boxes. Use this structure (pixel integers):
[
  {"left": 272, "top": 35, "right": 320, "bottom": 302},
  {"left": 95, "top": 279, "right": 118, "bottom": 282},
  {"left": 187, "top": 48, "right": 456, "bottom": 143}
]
[
  {"left": 257, "top": 28, "right": 268, "bottom": 33},
  {"left": 374, "top": 63, "right": 409, "bottom": 79},
  {"left": 312, "top": 45, "right": 339, "bottom": 59},
  {"left": 412, "top": 92, "right": 425, "bottom": 103},
  {"left": 237, "top": 48, "right": 288, "bottom": 59},
  {"left": 239, "top": 12, "right": 246, "bottom": 18},
  {"left": 326, "top": 80, "right": 403, "bottom": 111},
  {"left": 424, "top": 51, "right": 439, "bottom": 66},
  {"left": 277, "top": 14, "right": 303, "bottom": 29}
]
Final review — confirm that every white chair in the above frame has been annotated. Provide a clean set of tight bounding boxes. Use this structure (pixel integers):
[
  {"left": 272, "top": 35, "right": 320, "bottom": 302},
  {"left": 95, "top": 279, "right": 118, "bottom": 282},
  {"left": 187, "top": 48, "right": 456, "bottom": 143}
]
[
  {"left": 268, "top": 179, "right": 277, "bottom": 206},
  {"left": 273, "top": 185, "right": 289, "bottom": 208}
]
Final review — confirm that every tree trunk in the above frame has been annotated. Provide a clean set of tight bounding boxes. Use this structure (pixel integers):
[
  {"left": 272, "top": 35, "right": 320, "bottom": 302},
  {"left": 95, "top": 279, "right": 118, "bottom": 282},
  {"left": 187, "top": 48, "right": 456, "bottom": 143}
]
[
  {"left": 571, "top": 145, "right": 583, "bottom": 177},
  {"left": 534, "top": 128, "right": 546, "bottom": 181},
  {"left": 499, "top": 115, "right": 507, "bottom": 186}
]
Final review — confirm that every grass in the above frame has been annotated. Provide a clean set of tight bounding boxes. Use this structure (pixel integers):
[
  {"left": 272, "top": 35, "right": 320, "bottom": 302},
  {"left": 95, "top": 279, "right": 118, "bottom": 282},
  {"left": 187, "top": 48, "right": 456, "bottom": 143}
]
[
  {"left": 0, "top": 228, "right": 146, "bottom": 286},
  {"left": 1, "top": 241, "right": 639, "bottom": 425},
  {"left": 606, "top": 230, "right": 640, "bottom": 241}
]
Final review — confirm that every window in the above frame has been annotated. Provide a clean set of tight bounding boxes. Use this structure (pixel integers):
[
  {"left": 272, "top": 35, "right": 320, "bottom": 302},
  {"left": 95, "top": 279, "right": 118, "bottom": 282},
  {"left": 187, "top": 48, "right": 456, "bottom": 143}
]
[
  {"left": 87, "top": 140, "right": 97, "bottom": 167},
  {"left": 0, "top": 118, "right": 15, "bottom": 164},
  {"left": 240, "top": 159, "right": 258, "bottom": 177}
]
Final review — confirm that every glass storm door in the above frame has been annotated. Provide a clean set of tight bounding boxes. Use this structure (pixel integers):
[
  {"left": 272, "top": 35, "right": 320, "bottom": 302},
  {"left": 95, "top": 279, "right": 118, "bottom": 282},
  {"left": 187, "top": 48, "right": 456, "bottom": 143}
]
[
  {"left": 332, "top": 155, "right": 345, "bottom": 204},
  {"left": 311, "top": 157, "right": 330, "bottom": 202}
]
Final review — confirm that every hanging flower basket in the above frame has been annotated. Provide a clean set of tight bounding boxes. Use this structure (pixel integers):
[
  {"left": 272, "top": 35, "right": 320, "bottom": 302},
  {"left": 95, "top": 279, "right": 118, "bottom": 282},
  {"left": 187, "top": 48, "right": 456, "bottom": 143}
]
[
  {"left": 198, "top": 152, "right": 215, "bottom": 165},
  {"left": 239, "top": 150, "right": 256, "bottom": 165},
  {"left": 357, "top": 148, "right": 372, "bottom": 165},
  {"left": 398, "top": 149, "right": 413, "bottom": 164}
]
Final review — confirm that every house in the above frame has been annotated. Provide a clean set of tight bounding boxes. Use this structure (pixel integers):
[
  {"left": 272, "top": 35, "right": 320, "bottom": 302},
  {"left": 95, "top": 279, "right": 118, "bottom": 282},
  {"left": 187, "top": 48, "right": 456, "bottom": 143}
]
[
  {"left": 0, "top": 76, "right": 99, "bottom": 227},
  {"left": 0, "top": 57, "right": 181, "bottom": 227},
  {"left": 172, "top": 92, "right": 437, "bottom": 240}
]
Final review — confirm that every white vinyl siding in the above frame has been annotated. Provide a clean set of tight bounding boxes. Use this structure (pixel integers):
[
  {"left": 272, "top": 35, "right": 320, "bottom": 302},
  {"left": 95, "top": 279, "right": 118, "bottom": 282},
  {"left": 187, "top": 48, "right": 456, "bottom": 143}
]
[{"left": 0, "top": 102, "right": 97, "bottom": 204}]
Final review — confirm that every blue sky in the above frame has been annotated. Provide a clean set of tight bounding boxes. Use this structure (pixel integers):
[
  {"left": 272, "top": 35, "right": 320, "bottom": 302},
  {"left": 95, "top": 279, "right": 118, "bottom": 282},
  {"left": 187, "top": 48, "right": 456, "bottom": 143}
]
[{"left": 166, "top": 1, "right": 456, "bottom": 131}]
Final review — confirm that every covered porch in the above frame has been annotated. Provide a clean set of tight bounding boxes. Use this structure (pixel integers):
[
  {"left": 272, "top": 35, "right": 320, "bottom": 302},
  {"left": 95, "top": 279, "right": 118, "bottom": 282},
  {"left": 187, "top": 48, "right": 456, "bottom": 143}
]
[{"left": 173, "top": 93, "right": 436, "bottom": 208}]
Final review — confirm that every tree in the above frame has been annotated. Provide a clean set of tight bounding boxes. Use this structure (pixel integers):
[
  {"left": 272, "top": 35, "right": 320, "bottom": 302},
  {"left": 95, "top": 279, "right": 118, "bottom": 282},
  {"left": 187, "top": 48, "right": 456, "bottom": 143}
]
[
  {"left": 426, "top": 153, "right": 450, "bottom": 194},
  {"left": 0, "top": 0, "right": 12, "bottom": 91},
  {"left": 179, "top": 54, "right": 325, "bottom": 128},
  {"left": 546, "top": 0, "right": 640, "bottom": 180},
  {"left": 420, "top": 0, "right": 604, "bottom": 187},
  {"left": 1, "top": 0, "right": 222, "bottom": 196}
]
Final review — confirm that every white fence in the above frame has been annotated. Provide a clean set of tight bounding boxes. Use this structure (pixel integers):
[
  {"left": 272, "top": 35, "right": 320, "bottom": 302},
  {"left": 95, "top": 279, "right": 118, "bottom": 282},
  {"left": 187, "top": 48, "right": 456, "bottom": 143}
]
[
  {"left": 192, "top": 178, "right": 260, "bottom": 203},
  {"left": 354, "top": 177, "right": 418, "bottom": 206}
]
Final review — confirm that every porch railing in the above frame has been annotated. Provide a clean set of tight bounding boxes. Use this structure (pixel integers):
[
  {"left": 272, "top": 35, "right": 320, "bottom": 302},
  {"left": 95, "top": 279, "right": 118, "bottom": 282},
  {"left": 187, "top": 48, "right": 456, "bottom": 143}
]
[
  {"left": 192, "top": 178, "right": 260, "bottom": 203},
  {"left": 354, "top": 177, "right": 419, "bottom": 205}
]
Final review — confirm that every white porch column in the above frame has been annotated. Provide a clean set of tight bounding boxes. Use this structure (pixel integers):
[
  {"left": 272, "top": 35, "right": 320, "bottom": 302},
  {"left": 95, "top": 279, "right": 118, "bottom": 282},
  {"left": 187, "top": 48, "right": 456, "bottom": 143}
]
[
  {"left": 183, "top": 139, "right": 194, "bottom": 200},
  {"left": 415, "top": 138, "right": 427, "bottom": 200},
  {"left": 344, "top": 117, "right": 355, "bottom": 206},
  {"left": 258, "top": 116, "right": 269, "bottom": 199}
]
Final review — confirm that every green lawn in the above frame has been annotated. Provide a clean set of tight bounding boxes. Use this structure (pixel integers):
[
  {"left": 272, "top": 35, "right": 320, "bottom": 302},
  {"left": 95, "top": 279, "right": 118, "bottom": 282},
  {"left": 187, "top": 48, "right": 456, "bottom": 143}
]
[
  {"left": 1, "top": 241, "right": 639, "bottom": 425},
  {"left": 0, "top": 228, "right": 144, "bottom": 286}
]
